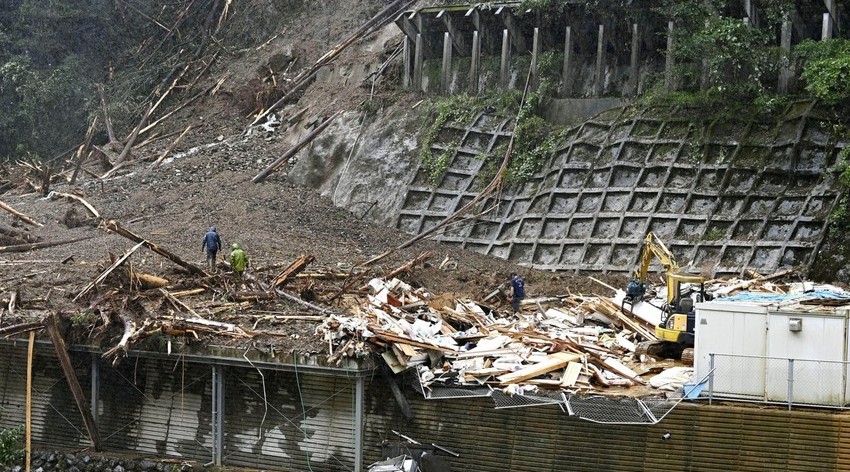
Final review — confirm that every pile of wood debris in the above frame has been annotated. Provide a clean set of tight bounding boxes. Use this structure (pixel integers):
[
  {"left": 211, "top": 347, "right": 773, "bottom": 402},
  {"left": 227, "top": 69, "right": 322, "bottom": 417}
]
[{"left": 318, "top": 268, "right": 850, "bottom": 398}]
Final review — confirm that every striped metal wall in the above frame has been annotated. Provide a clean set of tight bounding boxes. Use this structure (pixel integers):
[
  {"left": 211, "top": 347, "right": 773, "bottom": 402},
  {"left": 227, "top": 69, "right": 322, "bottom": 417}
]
[
  {"left": 221, "top": 367, "right": 356, "bottom": 471},
  {"left": 0, "top": 344, "right": 358, "bottom": 471},
  {"left": 362, "top": 379, "right": 850, "bottom": 472},
  {"left": 4, "top": 342, "right": 850, "bottom": 471}
]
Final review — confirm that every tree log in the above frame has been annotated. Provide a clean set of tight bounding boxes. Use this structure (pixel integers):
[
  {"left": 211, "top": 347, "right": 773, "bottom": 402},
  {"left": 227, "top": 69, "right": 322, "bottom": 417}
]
[
  {"left": 272, "top": 255, "right": 315, "bottom": 288},
  {"left": 102, "top": 220, "right": 207, "bottom": 275},
  {"left": 0, "top": 321, "right": 42, "bottom": 338},
  {"left": 0, "top": 236, "right": 94, "bottom": 254},
  {"left": 48, "top": 192, "right": 101, "bottom": 219},
  {"left": 44, "top": 314, "right": 102, "bottom": 450},
  {"left": 102, "top": 312, "right": 139, "bottom": 367},
  {"left": 0, "top": 200, "right": 43, "bottom": 227}
]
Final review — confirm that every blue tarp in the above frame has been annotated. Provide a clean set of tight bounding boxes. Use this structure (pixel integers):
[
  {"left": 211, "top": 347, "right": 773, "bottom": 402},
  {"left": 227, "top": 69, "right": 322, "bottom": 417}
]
[{"left": 722, "top": 290, "right": 850, "bottom": 303}]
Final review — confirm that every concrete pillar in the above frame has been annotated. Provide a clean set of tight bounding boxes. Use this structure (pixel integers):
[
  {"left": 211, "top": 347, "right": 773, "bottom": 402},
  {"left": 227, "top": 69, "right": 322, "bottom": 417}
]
[
  {"left": 629, "top": 23, "right": 640, "bottom": 96},
  {"left": 561, "top": 26, "right": 573, "bottom": 96},
  {"left": 354, "top": 377, "right": 364, "bottom": 472},
  {"left": 823, "top": 0, "right": 837, "bottom": 38},
  {"left": 700, "top": 20, "right": 710, "bottom": 91},
  {"left": 413, "top": 33, "right": 424, "bottom": 92},
  {"left": 500, "top": 28, "right": 511, "bottom": 88},
  {"left": 594, "top": 24, "right": 605, "bottom": 97},
  {"left": 822, "top": 12, "right": 833, "bottom": 39},
  {"left": 402, "top": 36, "right": 411, "bottom": 89},
  {"left": 778, "top": 20, "right": 792, "bottom": 93},
  {"left": 470, "top": 30, "right": 481, "bottom": 94},
  {"left": 665, "top": 21, "right": 675, "bottom": 91},
  {"left": 211, "top": 365, "right": 225, "bottom": 467},
  {"left": 441, "top": 32, "right": 452, "bottom": 94},
  {"left": 91, "top": 354, "right": 100, "bottom": 426},
  {"left": 531, "top": 27, "right": 540, "bottom": 86}
]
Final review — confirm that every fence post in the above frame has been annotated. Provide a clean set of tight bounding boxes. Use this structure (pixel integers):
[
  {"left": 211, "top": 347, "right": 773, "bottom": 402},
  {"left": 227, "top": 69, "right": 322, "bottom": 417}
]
[
  {"left": 211, "top": 365, "right": 225, "bottom": 466},
  {"left": 709, "top": 353, "right": 715, "bottom": 405},
  {"left": 787, "top": 358, "right": 794, "bottom": 411},
  {"left": 91, "top": 354, "right": 100, "bottom": 426}
]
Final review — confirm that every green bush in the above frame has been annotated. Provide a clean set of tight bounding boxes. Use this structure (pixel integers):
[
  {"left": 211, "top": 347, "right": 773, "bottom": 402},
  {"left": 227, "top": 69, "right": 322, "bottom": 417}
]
[
  {"left": 0, "top": 407, "right": 23, "bottom": 467},
  {"left": 796, "top": 39, "right": 850, "bottom": 105}
]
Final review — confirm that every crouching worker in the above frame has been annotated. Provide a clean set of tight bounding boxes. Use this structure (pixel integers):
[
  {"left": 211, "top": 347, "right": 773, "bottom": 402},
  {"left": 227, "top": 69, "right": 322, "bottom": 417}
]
[
  {"left": 229, "top": 243, "right": 249, "bottom": 283},
  {"left": 509, "top": 272, "right": 525, "bottom": 314}
]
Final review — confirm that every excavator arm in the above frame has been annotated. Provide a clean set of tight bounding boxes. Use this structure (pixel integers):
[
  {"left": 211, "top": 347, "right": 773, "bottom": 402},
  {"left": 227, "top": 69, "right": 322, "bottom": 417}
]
[{"left": 625, "top": 232, "right": 679, "bottom": 303}]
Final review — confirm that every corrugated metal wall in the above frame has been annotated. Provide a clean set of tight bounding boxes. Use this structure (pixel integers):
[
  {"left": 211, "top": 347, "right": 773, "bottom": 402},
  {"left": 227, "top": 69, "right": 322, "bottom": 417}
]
[
  {"left": 0, "top": 344, "right": 359, "bottom": 471},
  {"left": 222, "top": 367, "right": 356, "bottom": 471},
  {"left": 362, "top": 379, "right": 850, "bottom": 472},
  {"left": 0, "top": 344, "right": 89, "bottom": 449},
  {"left": 98, "top": 357, "right": 212, "bottom": 459},
  {"left": 4, "top": 342, "right": 850, "bottom": 471}
]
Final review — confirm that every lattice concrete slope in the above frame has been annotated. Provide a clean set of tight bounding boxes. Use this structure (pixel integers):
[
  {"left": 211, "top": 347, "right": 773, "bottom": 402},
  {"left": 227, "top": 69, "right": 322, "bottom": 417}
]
[{"left": 396, "top": 102, "right": 843, "bottom": 276}]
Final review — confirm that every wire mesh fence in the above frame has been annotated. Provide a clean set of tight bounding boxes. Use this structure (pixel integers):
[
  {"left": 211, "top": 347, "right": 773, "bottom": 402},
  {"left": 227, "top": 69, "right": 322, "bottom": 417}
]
[
  {"left": 411, "top": 367, "right": 684, "bottom": 424},
  {"left": 708, "top": 353, "right": 850, "bottom": 409}
]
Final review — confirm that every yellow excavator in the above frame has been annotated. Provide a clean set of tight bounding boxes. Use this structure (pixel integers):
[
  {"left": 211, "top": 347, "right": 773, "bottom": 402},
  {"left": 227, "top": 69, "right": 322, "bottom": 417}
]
[{"left": 623, "top": 232, "right": 707, "bottom": 362}]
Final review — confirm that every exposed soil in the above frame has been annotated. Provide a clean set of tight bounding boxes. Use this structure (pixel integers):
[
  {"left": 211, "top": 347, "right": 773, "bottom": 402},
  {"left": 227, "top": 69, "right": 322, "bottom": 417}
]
[{"left": 0, "top": 0, "right": 628, "bottom": 359}]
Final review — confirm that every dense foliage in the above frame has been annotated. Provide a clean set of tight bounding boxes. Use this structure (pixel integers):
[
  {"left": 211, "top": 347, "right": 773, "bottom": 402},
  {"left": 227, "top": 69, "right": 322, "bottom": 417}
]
[
  {"left": 796, "top": 39, "right": 850, "bottom": 105},
  {"left": 0, "top": 0, "right": 224, "bottom": 164},
  {"left": 0, "top": 408, "right": 23, "bottom": 467}
]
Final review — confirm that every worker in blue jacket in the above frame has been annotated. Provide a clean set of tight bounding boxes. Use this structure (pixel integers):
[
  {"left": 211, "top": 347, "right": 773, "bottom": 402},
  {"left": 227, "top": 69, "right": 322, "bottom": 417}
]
[
  {"left": 509, "top": 272, "right": 525, "bottom": 314},
  {"left": 202, "top": 227, "right": 222, "bottom": 272}
]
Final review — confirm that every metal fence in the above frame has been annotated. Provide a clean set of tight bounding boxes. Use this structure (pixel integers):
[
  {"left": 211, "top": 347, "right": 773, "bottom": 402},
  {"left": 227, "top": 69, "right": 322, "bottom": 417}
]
[{"left": 706, "top": 353, "right": 850, "bottom": 409}]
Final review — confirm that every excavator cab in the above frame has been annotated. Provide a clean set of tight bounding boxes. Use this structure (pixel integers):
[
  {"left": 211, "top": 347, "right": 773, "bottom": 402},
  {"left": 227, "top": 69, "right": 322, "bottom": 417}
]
[{"left": 655, "top": 273, "right": 705, "bottom": 346}]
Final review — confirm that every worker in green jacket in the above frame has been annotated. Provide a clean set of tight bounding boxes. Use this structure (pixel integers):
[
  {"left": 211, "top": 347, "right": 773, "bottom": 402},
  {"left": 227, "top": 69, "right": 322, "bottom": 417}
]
[{"left": 229, "top": 243, "right": 249, "bottom": 283}]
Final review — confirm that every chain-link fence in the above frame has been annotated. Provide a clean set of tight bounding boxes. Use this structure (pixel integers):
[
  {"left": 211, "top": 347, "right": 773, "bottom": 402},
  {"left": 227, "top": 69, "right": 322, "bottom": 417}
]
[
  {"left": 411, "top": 367, "right": 687, "bottom": 424},
  {"left": 707, "top": 353, "right": 850, "bottom": 409}
]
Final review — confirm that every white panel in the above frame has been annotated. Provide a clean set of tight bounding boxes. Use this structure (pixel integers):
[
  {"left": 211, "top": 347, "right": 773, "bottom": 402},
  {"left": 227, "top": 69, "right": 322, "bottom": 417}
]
[{"left": 694, "top": 302, "right": 768, "bottom": 396}]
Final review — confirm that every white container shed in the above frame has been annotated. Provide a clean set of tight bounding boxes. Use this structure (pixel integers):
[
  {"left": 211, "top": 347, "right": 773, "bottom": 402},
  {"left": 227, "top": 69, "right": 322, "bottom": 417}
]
[{"left": 693, "top": 301, "right": 850, "bottom": 407}]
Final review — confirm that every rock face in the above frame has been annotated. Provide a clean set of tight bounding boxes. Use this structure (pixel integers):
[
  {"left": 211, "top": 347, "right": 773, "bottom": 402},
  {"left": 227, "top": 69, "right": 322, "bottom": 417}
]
[
  {"left": 24, "top": 451, "right": 198, "bottom": 471},
  {"left": 312, "top": 100, "right": 842, "bottom": 277},
  {"left": 290, "top": 107, "right": 421, "bottom": 227}
]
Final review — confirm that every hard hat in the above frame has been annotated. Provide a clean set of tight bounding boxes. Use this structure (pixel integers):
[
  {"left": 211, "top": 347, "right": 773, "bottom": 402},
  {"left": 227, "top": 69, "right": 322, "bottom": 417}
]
[{"left": 232, "top": 243, "right": 239, "bottom": 249}]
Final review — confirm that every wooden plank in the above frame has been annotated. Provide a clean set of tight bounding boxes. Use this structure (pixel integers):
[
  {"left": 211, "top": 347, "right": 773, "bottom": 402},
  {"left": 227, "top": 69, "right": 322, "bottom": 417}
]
[
  {"left": 497, "top": 352, "right": 583, "bottom": 384},
  {"left": 561, "top": 361, "right": 583, "bottom": 388}
]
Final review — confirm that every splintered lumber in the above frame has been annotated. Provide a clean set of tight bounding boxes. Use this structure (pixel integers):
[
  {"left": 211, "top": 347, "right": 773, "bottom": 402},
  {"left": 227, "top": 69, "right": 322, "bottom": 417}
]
[
  {"left": 48, "top": 192, "right": 101, "bottom": 219},
  {"left": 497, "top": 352, "right": 584, "bottom": 384},
  {"left": 272, "top": 255, "right": 316, "bottom": 288},
  {"left": 169, "top": 288, "right": 205, "bottom": 298},
  {"left": 43, "top": 314, "right": 102, "bottom": 451},
  {"left": 714, "top": 268, "right": 796, "bottom": 296},
  {"left": 252, "top": 110, "right": 343, "bottom": 183},
  {"left": 370, "top": 328, "right": 457, "bottom": 353},
  {"left": 102, "top": 312, "right": 138, "bottom": 366},
  {"left": 74, "top": 242, "right": 144, "bottom": 302},
  {"left": 560, "top": 362, "right": 583, "bottom": 388},
  {"left": 103, "top": 220, "right": 206, "bottom": 275},
  {"left": 160, "top": 288, "right": 201, "bottom": 318},
  {"left": 0, "top": 201, "right": 43, "bottom": 227},
  {"left": 0, "top": 236, "right": 93, "bottom": 254}
]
